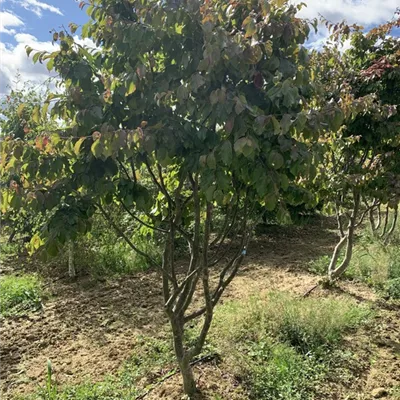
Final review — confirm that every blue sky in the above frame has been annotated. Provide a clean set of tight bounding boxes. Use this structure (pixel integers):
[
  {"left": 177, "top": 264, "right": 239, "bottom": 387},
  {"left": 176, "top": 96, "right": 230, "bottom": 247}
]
[
  {"left": 1, "top": 1, "right": 88, "bottom": 44},
  {"left": 0, "top": 0, "right": 399, "bottom": 94}
]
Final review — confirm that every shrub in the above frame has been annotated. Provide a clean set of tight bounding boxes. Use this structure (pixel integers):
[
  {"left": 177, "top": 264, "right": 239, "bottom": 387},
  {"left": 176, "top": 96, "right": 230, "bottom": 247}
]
[{"left": 0, "top": 273, "right": 43, "bottom": 316}]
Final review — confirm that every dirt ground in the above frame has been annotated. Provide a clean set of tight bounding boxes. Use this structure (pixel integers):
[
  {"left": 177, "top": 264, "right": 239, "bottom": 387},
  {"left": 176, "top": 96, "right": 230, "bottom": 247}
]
[{"left": 1, "top": 217, "right": 399, "bottom": 399}]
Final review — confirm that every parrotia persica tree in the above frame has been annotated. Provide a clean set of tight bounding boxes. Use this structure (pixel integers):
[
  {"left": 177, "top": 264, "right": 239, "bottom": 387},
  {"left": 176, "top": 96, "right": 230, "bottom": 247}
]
[
  {"left": 311, "top": 15, "right": 400, "bottom": 281},
  {"left": 0, "top": 0, "right": 342, "bottom": 395}
]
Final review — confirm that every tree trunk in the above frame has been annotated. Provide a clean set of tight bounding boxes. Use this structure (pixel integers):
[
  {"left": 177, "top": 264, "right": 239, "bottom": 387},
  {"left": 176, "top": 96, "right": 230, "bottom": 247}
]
[
  {"left": 169, "top": 315, "right": 197, "bottom": 397},
  {"left": 379, "top": 205, "right": 389, "bottom": 238},
  {"left": 328, "top": 191, "right": 360, "bottom": 281},
  {"left": 384, "top": 204, "right": 398, "bottom": 243},
  {"left": 179, "top": 357, "right": 197, "bottom": 397},
  {"left": 68, "top": 241, "right": 76, "bottom": 278}
]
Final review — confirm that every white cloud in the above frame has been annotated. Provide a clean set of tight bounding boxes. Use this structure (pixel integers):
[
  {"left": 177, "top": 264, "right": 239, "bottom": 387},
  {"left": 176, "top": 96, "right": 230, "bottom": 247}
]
[
  {"left": 293, "top": 0, "right": 399, "bottom": 49},
  {"left": 295, "top": 0, "right": 398, "bottom": 26},
  {"left": 0, "top": 33, "right": 56, "bottom": 94},
  {"left": 0, "top": 10, "right": 24, "bottom": 35},
  {"left": 15, "top": 0, "right": 63, "bottom": 17},
  {"left": 0, "top": 33, "right": 98, "bottom": 95}
]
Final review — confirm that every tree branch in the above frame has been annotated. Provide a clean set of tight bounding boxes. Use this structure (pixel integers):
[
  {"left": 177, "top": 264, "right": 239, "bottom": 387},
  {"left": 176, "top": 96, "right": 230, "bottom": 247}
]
[
  {"left": 120, "top": 200, "right": 168, "bottom": 233},
  {"left": 97, "top": 203, "right": 161, "bottom": 268}
]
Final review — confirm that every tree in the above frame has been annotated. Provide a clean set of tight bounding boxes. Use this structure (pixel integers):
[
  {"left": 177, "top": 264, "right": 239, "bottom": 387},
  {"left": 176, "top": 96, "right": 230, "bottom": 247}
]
[
  {"left": 311, "top": 15, "right": 400, "bottom": 281},
  {"left": 1, "top": 0, "right": 339, "bottom": 395},
  {"left": 0, "top": 81, "right": 59, "bottom": 245}
]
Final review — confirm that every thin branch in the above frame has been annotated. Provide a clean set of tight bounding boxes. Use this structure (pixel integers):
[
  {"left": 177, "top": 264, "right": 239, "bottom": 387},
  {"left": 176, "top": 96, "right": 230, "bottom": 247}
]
[
  {"left": 144, "top": 158, "right": 174, "bottom": 208},
  {"left": 130, "top": 159, "right": 138, "bottom": 184},
  {"left": 97, "top": 203, "right": 161, "bottom": 268},
  {"left": 120, "top": 200, "right": 168, "bottom": 233},
  {"left": 117, "top": 158, "right": 132, "bottom": 181}
]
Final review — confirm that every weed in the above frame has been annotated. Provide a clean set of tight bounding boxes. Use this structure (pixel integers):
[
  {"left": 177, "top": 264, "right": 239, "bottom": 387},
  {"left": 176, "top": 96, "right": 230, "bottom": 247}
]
[{"left": 0, "top": 273, "right": 43, "bottom": 316}]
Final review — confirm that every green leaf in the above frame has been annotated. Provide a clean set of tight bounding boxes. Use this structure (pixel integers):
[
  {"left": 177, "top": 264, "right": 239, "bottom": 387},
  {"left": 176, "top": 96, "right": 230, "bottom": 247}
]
[
  {"left": 32, "top": 52, "right": 40, "bottom": 64},
  {"left": 280, "top": 114, "right": 292, "bottom": 134},
  {"left": 220, "top": 141, "right": 232, "bottom": 165},
  {"left": 13, "top": 145, "right": 23, "bottom": 159},
  {"left": 207, "top": 153, "right": 216, "bottom": 169},
  {"left": 74, "top": 137, "right": 86, "bottom": 155},
  {"left": 26, "top": 46, "right": 34, "bottom": 57},
  {"left": 234, "top": 98, "right": 245, "bottom": 115},
  {"left": 268, "top": 151, "right": 284, "bottom": 169},
  {"left": 265, "top": 193, "right": 277, "bottom": 211},
  {"left": 234, "top": 137, "right": 247, "bottom": 154},
  {"left": 280, "top": 174, "right": 289, "bottom": 190},
  {"left": 47, "top": 58, "right": 54, "bottom": 71},
  {"left": 177, "top": 85, "right": 189, "bottom": 101},
  {"left": 191, "top": 73, "right": 205, "bottom": 92},
  {"left": 205, "top": 185, "right": 216, "bottom": 201}
]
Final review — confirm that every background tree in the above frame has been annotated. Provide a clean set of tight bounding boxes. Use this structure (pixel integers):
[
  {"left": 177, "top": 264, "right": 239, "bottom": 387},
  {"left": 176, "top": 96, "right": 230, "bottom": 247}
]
[{"left": 311, "top": 15, "right": 400, "bottom": 282}]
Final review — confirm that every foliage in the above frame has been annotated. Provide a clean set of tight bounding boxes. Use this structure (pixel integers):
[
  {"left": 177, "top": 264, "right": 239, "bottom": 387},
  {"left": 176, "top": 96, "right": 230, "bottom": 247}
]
[
  {"left": 0, "top": 273, "right": 43, "bottom": 316},
  {"left": 211, "top": 292, "right": 370, "bottom": 399}
]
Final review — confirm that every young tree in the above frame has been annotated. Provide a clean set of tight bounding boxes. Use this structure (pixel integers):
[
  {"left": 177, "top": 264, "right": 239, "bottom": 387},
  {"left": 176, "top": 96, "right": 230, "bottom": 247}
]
[{"left": 1, "top": 0, "right": 339, "bottom": 395}]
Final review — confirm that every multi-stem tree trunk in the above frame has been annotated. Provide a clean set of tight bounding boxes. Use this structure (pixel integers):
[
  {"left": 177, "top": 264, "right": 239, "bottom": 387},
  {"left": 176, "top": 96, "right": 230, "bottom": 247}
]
[
  {"left": 328, "top": 190, "right": 360, "bottom": 281},
  {"left": 157, "top": 172, "right": 251, "bottom": 397}
]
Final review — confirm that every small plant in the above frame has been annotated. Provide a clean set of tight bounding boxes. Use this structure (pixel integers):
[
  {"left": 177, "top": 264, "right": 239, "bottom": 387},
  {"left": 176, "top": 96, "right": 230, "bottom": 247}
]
[
  {"left": 37, "top": 360, "right": 58, "bottom": 400},
  {"left": 0, "top": 273, "right": 43, "bottom": 316}
]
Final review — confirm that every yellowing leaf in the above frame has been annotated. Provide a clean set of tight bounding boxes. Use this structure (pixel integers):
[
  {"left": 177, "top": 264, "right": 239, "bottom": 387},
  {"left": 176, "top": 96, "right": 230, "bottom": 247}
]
[
  {"left": 242, "top": 16, "right": 256, "bottom": 38},
  {"left": 31, "top": 106, "right": 40, "bottom": 124},
  {"left": 74, "top": 137, "right": 86, "bottom": 156},
  {"left": 126, "top": 80, "right": 136, "bottom": 96},
  {"left": 17, "top": 103, "right": 25, "bottom": 118},
  {"left": 91, "top": 140, "right": 103, "bottom": 158}
]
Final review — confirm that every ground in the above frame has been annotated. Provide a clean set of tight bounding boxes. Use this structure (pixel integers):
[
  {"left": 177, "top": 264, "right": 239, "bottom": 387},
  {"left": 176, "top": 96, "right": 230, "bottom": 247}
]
[{"left": 1, "top": 218, "right": 399, "bottom": 399}]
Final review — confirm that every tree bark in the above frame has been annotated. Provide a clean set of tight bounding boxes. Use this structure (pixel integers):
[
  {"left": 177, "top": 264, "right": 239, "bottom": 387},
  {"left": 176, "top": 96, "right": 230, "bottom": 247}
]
[
  {"left": 384, "top": 204, "right": 398, "bottom": 243},
  {"left": 379, "top": 205, "right": 390, "bottom": 238}
]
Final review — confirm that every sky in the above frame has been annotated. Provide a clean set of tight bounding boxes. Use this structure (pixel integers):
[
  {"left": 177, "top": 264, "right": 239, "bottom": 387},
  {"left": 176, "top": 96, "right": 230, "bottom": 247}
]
[{"left": 0, "top": 0, "right": 399, "bottom": 95}]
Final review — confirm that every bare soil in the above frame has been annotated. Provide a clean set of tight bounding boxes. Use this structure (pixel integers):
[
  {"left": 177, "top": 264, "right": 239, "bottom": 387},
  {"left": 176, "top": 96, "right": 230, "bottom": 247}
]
[{"left": 1, "top": 217, "right": 399, "bottom": 399}]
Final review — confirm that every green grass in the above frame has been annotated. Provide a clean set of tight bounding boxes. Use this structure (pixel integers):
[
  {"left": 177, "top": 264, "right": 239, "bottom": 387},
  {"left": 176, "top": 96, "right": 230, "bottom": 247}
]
[
  {"left": 307, "top": 225, "right": 400, "bottom": 299},
  {"left": 14, "top": 292, "right": 371, "bottom": 400},
  {"left": 211, "top": 292, "right": 371, "bottom": 400},
  {"left": 0, "top": 273, "right": 44, "bottom": 317},
  {"left": 0, "top": 240, "right": 24, "bottom": 262}
]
